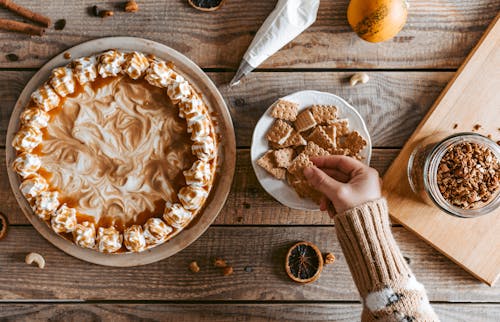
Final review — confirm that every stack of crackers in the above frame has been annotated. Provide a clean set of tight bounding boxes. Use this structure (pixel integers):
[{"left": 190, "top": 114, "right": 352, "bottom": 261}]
[{"left": 257, "top": 99, "right": 367, "bottom": 204}]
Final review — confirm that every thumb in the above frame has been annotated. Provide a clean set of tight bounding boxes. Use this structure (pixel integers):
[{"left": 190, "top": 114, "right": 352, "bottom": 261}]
[{"left": 304, "top": 167, "right": 342, "bottom": 201}]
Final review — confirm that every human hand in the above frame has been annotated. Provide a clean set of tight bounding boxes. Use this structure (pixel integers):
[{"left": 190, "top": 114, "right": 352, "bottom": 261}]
[{"left": 303, "top": 155, "right": 382, "bottom": 215}]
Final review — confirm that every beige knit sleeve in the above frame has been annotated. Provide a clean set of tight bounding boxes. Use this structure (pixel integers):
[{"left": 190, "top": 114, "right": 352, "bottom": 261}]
[{"left": 334, "top": 198, "right": 440, "bottom": 322}]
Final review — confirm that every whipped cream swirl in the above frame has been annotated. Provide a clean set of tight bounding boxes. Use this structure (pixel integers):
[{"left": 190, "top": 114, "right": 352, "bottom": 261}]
[
  {"left": 74, "top": 221, "right": 96, "bottom": 249},
  {"left": 97, "top": 226, "right": 123, "bottom": 253},
  {"left": 163, "top": 202, "right": 192, "bottom": 229},
  {"left": 12, "top": 126, "right": 43, "bottom": 152},
  {"left": 20, "top": 174, "right": 48, "bottom": 200},
  {"left": 34, "top": 190, "right": 60, "bottom": 220},
  {"left": 124, "top": 225, "right": 147, "bottom": 252},
  {"left": 12, "top": 152, "right": 41, "bottom": 178},
  {"left": 20, "top": 107, "right": 49, "bottom": 128},
  {"left": 73, "top": 56, "right": 97, "bottom": 85},
  {"left": 49, "top": 66, "right": 76, "bottom": 97},
  {"left": 98, "top": 50, "right": 126, "bottom": 78},
  {"left": 183, "top": 160, "right": 213, "bottom": 187},
  {"left": 31, "top": 83, "right": 60, "bottom": 112},
  {"left": 123, "top": 52, "right": 150, "bottom": 80},
  {"left": 143, "top": 218, "right": 173, "bottom": 245},
  {"left": 51, "top": 204, "right": 77, "bottom": 233},
  {"left": 178, "top": 186, "right": 208, "bottom": 210}
]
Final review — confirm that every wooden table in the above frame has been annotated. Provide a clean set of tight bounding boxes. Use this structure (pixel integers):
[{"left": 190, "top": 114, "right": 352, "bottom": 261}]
[{"left": 0, "top": 1, "right": 499, "bottom": 320}]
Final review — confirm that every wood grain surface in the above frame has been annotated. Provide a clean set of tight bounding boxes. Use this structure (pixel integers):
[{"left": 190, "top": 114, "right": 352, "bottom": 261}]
[
  {"left": 0, "top": 226, "right": 498, "bottom": 302},
  {"left": 0, "top": 303, "right": 498, "bottom": 322},
  {"left": 0, "top": 71, "right": 454, "bottom": 147},
  {"left": 0, "top": 1, "right": 498, "bottom": 69},
  {"left": 1, "top": 0, "right": 500, "bottom": 318}
]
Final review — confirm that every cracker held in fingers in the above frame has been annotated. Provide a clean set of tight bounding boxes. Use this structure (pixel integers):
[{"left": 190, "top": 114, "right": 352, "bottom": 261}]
[
  {"left": 257, "top": 151, "right": 286, "bottom": 179},
  {"left": 288, "top": 153, "right": 314, "bottom": 180},
  {"left": 303, "top": 141, "right": 330, "bottom": 158},
  {"left": 274, "top": 148, "right": 295, "bottom": 168},
  {"left": 294, "top": 110, "right": 317, "bottom": 132},
  {"left": 266, "top": 119, "right": 293, "bottom": 145},
  {"left": 311, "top": 105, "right": 338, "bottom": 124},
  {"left": 270, "top": 99, "right": 299, "bottom": 121}
]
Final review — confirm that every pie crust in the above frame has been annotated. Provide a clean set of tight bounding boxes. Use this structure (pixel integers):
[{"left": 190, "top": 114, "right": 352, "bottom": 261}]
[{"left": 11, "top": 49, "right": 218, "bottom": 253}]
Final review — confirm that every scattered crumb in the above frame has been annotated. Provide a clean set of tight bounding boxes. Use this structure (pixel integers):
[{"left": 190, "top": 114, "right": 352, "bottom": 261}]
[
  {"left": 214, "top": 258, "right": 227, "bottom": 268},
  {"left": 63, "top": 52, "right": 71, "bottom": 59},
  {"left": 404, "top": 256, "right": 411, "bottom": 264},
  {"left": 223, "top": 266, "right": 234, "bottom": 276},
  {"left": 487, "top": 134, "right": 492, "bottom": 139},
  {"left": 452, "top": 123, "right": 458, "bottom": 129},
  {"left": 124, "top": 0, "right": 139, "bottom": 12},
  {"left": 324, "top": 253, "right": 335, "bottom": 265},
  {"left": 473, "top": 124, "right": 482, "bottom": 131},
  {"left": 54, "top": 19, "right": 66, "bottom": 30},
  {"left": 189, "top": 261, "right": 200, "bottom": 273},
  {"left": 100, "top": 10, "right": 114, "bottom": 18}
]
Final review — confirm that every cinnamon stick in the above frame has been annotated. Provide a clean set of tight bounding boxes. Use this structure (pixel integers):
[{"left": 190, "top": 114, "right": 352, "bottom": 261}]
[
  {"left": 0, "top": 18, "right": 45, "bottom": 36},
  {"left": 0, "top": 0, "right": 51, "bottom": 27}
]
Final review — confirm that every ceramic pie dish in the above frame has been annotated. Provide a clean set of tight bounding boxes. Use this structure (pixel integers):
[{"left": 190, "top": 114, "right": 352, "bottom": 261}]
[{"left": 6, "top": 37, "right": 236, "bottom": 266}]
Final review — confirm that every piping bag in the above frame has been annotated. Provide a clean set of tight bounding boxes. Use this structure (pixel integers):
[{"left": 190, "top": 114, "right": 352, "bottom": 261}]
[{"left": 229, "top": 0, "right": 320, "bottom": 86}]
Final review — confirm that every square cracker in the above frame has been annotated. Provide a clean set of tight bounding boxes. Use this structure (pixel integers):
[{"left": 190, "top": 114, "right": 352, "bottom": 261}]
[
  {"left": 269, "top": 130, "right": 306, "bottom": 149},
  {"left": 287, "top": 174, "right": 322, "bottom": 204},
  {"left": 270, "top": 99, "right": 298, "bottom": 121},
  {"left": 340, "top": 131, "right": 367, "bottom": 154},
  {"left": 256, "top": 151, "right": 286, "bottom": 180},
  {"left": 322, "top": 125, "right": 337, "bottom": 143},
  {"left": 330, "top": 118, "right": 349, "bottom": 136},
  {"left": 274, "top": 148, "right": 294, "bottom": 168},
  {"left": 304, "top": 141, "right": 330, "bottom": 158},
  {"left": 307, "top": 126, "right": 336, "bottom": 151},
  {"left": 294, "top": 110, "right": 317, "bottom": 132},
  {"left": 287, "top": 153, "right": 313, "bottom": 180},
  {"left": 266, "top": 119, "right": 293, "bottom": 145},
  {"left": 311, "top": 105, "right": 338, "bottom": 124}
]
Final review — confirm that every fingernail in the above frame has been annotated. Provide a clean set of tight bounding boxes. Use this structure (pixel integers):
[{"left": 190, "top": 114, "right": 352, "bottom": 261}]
[{"left": 303, "top": 167, "right": 313, "bottom": 178}]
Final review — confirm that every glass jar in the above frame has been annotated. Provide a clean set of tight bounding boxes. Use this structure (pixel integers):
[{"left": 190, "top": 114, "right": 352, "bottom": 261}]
[{"left": 407, "top": 132, "right": 500, "bottom": 218}]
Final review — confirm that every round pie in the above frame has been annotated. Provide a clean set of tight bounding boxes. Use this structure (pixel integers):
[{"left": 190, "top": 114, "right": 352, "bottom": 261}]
[{"left": 11, "top": 49, "right": 218, "bottom": 253}]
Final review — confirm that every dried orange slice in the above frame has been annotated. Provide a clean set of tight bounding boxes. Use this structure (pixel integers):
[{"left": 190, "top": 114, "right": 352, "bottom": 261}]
[
  {"left": 188, "top": 0, "right": 227, "bottom": 12},
  {"left": 285, "top": 241, "right": 324, "bottom": 283},
  {"left": 0, "top": 213, "right": 8, "bottom": 241}
]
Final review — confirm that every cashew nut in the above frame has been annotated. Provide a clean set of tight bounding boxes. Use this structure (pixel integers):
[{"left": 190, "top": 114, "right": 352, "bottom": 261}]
[
  {"left": 350, "top": 72, "right": 369, "bottom": 86},
  {"left": 25, "top": 252, "right": 45, "bottom": 269}
]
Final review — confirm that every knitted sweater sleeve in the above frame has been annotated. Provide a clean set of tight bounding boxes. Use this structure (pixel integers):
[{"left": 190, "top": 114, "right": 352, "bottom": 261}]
[{"left": 334, "top": 198, "right": 440, "bottom": 322}]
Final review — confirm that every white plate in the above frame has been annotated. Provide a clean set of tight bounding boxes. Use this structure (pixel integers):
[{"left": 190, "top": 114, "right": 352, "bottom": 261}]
[{"left": 251, "top": 90, "right": 372, "bottom": 211}]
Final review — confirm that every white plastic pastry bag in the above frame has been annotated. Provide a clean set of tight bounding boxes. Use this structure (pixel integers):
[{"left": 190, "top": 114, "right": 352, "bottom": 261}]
[{"left": 230, "top": 0, "right": 320, "bottom": 86}]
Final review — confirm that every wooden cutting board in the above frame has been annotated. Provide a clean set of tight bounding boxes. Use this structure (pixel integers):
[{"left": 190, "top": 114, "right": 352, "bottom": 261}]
[{"left": 382, "top": 14, "right": 500, "bottom": 286}]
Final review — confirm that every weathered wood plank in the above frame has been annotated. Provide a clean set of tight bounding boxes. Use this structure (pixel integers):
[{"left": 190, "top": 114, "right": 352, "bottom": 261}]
[
  {"left": 0, "top": 226, "right": 498, "bottom": 302},
  {"left": 0, "top": 148, "right": 399, "bottom": 225},
  {"left": 0, "top": 303, "right": 498, "bottom": 322},
  {"left": 0, "top": 1, "right": 498, "bottom": 69},
  {"left": 0, "top": 71, "right": 454, "bottom": 147}
]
